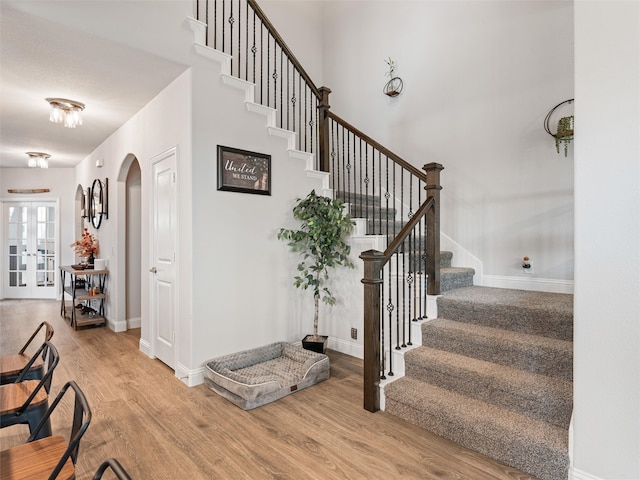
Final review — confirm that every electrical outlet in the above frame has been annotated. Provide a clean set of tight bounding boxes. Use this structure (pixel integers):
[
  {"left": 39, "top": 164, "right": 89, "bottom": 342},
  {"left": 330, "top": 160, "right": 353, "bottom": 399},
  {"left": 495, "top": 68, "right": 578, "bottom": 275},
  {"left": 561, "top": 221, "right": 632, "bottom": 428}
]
[
  {"left": 351, "top": 328, "right": 357, "bottom": 340},
  {"left": 522, "top": 256, "right": 534, "bottom": 274}
]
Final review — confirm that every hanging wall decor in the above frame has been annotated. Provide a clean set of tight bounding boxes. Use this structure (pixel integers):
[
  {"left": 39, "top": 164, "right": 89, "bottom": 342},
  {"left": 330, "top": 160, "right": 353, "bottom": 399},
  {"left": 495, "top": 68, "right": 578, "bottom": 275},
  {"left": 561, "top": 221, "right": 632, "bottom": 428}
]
[
  {"left": 217, "top": 145, "right": 271, "bottom": 195},
  {"left": 90, "top": 178, "right": 109, "bottom": 228},
  {"left": 544, "top": 99, "right": 574, "bottom": 157},
  {"left": 383, "top": 57, "right": 404, "bottom": 97}
]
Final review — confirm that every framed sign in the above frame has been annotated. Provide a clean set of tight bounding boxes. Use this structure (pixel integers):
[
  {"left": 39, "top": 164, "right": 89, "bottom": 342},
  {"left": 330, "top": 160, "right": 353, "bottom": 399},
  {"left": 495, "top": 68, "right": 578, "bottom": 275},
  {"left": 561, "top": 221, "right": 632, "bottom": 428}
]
[{"left": 217, "top": 145, "right": 271, "bottom": 195}]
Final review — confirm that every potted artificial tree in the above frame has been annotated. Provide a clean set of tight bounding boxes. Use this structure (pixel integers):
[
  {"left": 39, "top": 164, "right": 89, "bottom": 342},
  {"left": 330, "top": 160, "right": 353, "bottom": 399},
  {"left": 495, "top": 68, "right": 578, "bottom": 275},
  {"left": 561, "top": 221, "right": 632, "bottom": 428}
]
[{"left": 278, "top": 190, "right": 355, "bottom": 353}]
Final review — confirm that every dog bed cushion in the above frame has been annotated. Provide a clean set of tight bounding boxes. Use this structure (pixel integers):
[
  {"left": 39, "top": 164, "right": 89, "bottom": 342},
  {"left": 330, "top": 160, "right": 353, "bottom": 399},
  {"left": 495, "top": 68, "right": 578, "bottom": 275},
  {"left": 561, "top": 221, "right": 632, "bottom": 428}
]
[{"left": 203, "top": 342, "right": 330, "bottom": 410}]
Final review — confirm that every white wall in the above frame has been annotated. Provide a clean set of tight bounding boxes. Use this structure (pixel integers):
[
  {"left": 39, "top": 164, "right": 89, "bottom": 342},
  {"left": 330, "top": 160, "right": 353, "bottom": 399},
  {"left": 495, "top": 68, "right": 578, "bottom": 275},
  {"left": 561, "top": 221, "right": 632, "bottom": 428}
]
[
  {"left": 573, "top": 2, "right": 640, "bottom": 479},
  {"left": 73, "top": 70, "right": 192, "bottom": 339},
  {"left": 188, "top": 50, "right": 327, "bottom": 373},
  {"left": 321, "top": 1, "right": 575, "bottom": 290},
  {"left": 258, "top": 0, "right": 325, "bottom": 87}
]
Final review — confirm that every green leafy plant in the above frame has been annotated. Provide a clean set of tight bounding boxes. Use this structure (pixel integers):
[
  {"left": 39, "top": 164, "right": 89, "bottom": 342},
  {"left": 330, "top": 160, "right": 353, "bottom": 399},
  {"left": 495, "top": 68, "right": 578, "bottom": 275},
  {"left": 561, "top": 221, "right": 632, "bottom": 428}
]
[
  {"left": 555, "top": 115, "right": 574, "bottom": 157},
  {"left": 278, "top": 190, "right": 355, "bottom": 340},
  {"left": 385, "top": 57, "right": 396, "bottom": 79}
]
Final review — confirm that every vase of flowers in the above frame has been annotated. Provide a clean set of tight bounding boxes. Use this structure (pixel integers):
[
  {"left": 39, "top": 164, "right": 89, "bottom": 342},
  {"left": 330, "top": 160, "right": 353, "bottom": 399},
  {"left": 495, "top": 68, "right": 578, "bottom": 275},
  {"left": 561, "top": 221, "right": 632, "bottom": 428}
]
[{"left": 71, "top": 228, "right": 99, "bottom": 266}]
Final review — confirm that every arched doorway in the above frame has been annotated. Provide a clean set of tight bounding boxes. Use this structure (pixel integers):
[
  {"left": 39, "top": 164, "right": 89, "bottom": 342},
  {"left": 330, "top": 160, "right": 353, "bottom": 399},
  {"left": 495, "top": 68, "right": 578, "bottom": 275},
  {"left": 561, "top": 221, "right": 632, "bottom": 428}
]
[{"left": 116, "top": 154, "right": 142, "bottom": 332}]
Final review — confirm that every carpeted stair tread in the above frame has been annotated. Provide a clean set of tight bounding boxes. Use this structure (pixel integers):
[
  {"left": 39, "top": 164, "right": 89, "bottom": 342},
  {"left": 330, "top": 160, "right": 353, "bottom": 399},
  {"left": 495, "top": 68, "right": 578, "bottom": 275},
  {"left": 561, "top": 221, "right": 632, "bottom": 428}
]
[
  {"left": 404, "top": 347, "right": 573, "bottom": 428},
  {"left": 440, "top": 267, "right": 475, "bottom": 292},
  {"left": 440, "top": 251, "right": 453, "bottom": 268},
  {"left": 438, "top": 286, "right": 573, "bottom": 341},
  {"left": 335, "top": 191, "right": 381, "bottom": 207},
  {"left": 348, "top": 205, "right": 396, "bottom": 218},
  {"left": 367, "top": 219, "right": 406, "bottom": 235},
  {"left": 422, "top": 319, "right": 572, "bottom": 381},
  {"left": 384, "top": 377, "right": 569, "bottom": 480}
]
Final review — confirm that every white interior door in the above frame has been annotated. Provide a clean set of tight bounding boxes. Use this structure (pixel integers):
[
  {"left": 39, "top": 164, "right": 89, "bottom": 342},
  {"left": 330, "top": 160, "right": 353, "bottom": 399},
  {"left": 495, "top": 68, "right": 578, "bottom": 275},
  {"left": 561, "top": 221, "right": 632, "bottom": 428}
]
[
  {"left": 4, "top": 202, "right": 57, "bottom": 299},
  {"left": 150, "top": 149, "right": 177, "bottom": 368}
]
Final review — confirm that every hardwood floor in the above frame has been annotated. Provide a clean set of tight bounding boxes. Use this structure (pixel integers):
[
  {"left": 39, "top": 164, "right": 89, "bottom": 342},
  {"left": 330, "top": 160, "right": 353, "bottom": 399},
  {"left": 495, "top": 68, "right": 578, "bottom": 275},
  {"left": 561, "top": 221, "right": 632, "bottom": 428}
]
[{"left": 0, "top": 299, "right": 535, "bottom": 479}]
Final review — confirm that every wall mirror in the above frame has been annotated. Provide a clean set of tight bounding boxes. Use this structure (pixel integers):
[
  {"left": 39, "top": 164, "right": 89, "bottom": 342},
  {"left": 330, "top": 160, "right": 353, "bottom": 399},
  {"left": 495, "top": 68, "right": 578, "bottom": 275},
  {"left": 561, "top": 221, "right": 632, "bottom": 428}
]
[
  {"left": 90, "top": 179, "right": 103, "bottom": 229},
  {"left": 80, "top": 187, "right": 89, "bottom": 218}
]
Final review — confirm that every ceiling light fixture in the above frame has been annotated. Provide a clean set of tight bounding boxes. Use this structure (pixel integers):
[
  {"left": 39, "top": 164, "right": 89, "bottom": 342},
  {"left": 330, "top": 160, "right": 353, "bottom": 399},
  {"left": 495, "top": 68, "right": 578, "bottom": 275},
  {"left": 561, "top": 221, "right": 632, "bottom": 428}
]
[
  {"left": 46, "top": 97, "right": 85, "bottom": 128},
  {"left": 26, "top": 152, "right": 51, "bottom": 169}
]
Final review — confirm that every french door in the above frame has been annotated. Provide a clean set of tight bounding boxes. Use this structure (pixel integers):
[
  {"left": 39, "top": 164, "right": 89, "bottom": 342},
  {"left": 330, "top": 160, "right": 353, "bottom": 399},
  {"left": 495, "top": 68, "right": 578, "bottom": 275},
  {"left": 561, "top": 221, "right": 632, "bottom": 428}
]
[{"left": 4, "top": 202, "right": 57, "bottom": 299}]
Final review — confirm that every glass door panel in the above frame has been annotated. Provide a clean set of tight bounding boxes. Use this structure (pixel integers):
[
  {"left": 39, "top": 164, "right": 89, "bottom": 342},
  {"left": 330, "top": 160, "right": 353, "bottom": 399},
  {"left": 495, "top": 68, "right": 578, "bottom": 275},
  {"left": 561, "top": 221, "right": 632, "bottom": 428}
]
[{"left": 4, "top": 202, "right": 57, "bottom": 298}]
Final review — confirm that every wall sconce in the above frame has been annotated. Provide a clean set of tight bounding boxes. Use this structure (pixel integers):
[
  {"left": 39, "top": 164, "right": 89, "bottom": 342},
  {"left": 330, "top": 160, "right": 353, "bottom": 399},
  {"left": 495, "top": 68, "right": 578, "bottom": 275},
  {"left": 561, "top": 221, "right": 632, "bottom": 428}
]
[{"left": 383, "top": 57, "right": 404, "bottom": 97}]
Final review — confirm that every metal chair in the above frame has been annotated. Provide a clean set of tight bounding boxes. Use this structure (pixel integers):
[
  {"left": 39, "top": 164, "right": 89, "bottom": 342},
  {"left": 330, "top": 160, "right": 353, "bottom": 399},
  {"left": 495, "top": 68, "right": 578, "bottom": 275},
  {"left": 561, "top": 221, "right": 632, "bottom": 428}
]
[
  {"left": 0, "top": 380, "right": 92, "bottom": 480},
  {"left": 93, "top": 458, "right": 133, "bottom": 480},
  {"left": 0, "top": 321, "right": 54, "bottom": 384},
  {"left": 0, "top": 341, "right": 59, "bottom": 440}
]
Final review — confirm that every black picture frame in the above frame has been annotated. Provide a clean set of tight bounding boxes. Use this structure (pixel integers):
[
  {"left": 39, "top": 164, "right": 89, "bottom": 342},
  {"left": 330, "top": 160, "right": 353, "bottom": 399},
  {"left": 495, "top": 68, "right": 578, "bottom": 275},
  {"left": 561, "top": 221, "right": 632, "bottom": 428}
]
[{"left": 217, "top": 145, "right": 271, "bottom": 195}]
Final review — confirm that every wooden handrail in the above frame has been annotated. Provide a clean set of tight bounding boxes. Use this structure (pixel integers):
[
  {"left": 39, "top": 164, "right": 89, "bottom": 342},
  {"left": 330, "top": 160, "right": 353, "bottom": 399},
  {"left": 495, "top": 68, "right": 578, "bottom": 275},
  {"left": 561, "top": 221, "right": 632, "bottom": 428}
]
[
  {"left": 327, "top": 111, "right": 427, "bottom": 181},
  {"left": 361, "top": 162, "right": 443, "bottom": 412},
  {"left": 247, "top": 0, "right": 321, "bottom": 99},
  {"left": 383, "top": 197, "right": 434, "bottom": 259}
]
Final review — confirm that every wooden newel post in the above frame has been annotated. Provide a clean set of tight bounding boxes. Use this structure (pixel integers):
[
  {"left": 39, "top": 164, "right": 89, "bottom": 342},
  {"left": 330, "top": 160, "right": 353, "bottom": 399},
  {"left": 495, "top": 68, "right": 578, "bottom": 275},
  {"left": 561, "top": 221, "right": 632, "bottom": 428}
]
[
  {"left": 424, "top": 162, "right": 444, "bottom": 296},
  {"left": 318, "top": 86, "right": 332, "bottom": 173},
  {"left": 360, "top": 249, "right": 385, "bottom": 413}
]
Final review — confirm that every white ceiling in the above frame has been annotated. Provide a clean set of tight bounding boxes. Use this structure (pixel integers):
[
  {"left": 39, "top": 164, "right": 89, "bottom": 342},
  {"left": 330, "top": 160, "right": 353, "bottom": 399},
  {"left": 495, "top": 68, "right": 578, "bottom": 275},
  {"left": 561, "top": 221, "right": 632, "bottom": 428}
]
[{"left": 0, "top": 2, "right": 189, "bottom": 168}]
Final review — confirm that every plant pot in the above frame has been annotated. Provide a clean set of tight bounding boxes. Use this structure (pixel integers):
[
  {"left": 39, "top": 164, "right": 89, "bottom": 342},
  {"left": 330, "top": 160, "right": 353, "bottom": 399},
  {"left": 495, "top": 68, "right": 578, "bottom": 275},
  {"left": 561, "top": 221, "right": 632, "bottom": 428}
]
[{"left": 302, "top": 335, "right": 328, "bottom": 354}]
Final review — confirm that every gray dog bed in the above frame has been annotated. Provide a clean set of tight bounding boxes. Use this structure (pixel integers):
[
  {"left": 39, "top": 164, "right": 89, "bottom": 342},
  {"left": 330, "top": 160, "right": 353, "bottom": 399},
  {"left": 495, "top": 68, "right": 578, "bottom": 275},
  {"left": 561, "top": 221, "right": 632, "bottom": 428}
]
[{"left": 203, "top": 342, "right": 330, "bottom": 410}]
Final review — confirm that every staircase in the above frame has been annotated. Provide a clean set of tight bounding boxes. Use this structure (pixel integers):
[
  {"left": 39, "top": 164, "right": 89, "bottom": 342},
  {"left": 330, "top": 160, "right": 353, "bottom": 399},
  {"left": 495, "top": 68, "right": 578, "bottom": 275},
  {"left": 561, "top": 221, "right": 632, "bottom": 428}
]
[
  {"left": 384, "top": 285, "right": 573, "bottom": 480},
  {"left": 189, "top": 3, "right": 573, "bottom": 477}
]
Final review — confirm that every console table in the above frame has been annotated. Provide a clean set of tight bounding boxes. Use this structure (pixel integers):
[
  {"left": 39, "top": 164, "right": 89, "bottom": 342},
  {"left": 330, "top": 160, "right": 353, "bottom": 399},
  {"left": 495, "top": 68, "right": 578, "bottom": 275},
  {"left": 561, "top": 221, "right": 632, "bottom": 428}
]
[{"left": 59, "top": 266, "right": 108, "bottom": 330}]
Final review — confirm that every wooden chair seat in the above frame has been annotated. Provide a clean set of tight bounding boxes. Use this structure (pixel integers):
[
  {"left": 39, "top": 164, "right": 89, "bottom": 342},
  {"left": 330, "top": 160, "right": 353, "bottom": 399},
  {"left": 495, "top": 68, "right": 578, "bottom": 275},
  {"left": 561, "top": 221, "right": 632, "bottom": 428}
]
[
  {"left": 0, "top": 355, "right": 44, "bottom": 379},
  {"left": 0, "top": 435, "right": 75, "bottom": 480},
  {"left": 0, "top": 380, "right": 48, "bottom": 415},
  {"left": 0, "top": 322, "right": 53, "bottom": 385},
  {"left": 0, "top": 343, "right": 59, "bottom": 439}
]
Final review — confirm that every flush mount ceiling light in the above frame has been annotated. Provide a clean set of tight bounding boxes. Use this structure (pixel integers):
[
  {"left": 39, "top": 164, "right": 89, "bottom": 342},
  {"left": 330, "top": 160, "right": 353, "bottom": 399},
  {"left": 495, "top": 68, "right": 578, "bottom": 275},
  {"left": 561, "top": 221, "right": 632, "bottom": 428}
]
[
  {"left": 26, "top": 152, "right": 51, "bottom": 169},
  {"left": 46, "top": 97, "right": 85, "bottom": 128}
]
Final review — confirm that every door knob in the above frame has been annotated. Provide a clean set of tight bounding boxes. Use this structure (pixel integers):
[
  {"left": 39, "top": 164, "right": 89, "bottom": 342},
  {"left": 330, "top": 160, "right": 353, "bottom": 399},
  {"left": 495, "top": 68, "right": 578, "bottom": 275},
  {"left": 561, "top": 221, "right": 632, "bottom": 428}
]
[{"left": 149, "top": 267, "right": 157, "bottom": 274}]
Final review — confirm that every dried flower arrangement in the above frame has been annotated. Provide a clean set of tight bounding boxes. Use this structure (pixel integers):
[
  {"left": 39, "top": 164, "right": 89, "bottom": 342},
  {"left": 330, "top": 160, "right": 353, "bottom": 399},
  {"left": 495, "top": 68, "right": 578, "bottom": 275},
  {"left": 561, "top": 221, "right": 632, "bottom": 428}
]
[{"left": 71, "top": 228, "right": 99, "bottom": 258}]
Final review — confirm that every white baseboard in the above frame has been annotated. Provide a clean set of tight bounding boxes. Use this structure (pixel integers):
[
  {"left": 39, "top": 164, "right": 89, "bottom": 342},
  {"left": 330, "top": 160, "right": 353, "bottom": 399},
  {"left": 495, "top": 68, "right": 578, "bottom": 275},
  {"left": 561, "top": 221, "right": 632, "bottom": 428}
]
[
  {"left": 139, "top": 338, "right": 151, "bottom": 357},
  {"left": 109, "top": 319, "right": 128, "bottom": 333},
  {"left": 482, "top": 274, "right": 574, "bottom": 294},
  {"left": 176, "top": 363, "right": 204, "bottom": 387},
  {"left": 329, "top": 337, "right": 363, "bottom": 359},
  {"left": 570, "top": 467, "right": 605, "bottom": 480},
  {"left": 127, "top": 316, "right": 141, "bottom": 329}
]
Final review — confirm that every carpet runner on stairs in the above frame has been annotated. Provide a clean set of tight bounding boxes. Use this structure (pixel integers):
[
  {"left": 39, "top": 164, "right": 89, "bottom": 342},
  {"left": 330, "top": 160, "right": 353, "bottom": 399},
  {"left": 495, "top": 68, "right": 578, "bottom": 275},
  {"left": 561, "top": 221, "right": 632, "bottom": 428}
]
[{"left": 384, "top": 286, "right": 573, "bottom": 480}]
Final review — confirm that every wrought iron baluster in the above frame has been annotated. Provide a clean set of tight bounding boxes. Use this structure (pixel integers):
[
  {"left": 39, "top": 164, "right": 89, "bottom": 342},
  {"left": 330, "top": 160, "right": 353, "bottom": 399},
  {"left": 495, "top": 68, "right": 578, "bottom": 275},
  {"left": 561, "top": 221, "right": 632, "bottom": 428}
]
[
  {"left": 228, "top": 1, "right": 234, "bottom": 73},
  {"left": 387, "top": 263, "right": 395, "bottom": 376},
  {"left": 309, "top": 90, "right": 314, "bottom": 155},
  {"left": 285, "top": 61, "right": 290, "bottom": 131},
  {"left": 259, "top": 23, "right": 264, "bottom": 104},
  {"left": 237, "top": 0, "right": 241, "bottom": 78},
  {"left": 399, "top": 169, "right": 406, "bottom": 348},
  {"left": 380, "top": 268, "right": 386, "bottom": 380},
  {"left": 340, "top": 127, "right": 349, "bottom": 202},
  {"left": 303, "top": 85, "right": 308, "bottom": 151},
  {"left": 251, "top": 11, "right": 256, "bottom": 85},
  {"left": 364, "top": 142, "right": 369, "bottom": 226},
  {"left": 331, "top": 120, "right": 337, "bottom": 192},
  {"left": 272, "top": 44, "right": 277, "bottom": 112},
  {"left": 244, "top": 1, "right": 248, "bottom": 81}
]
